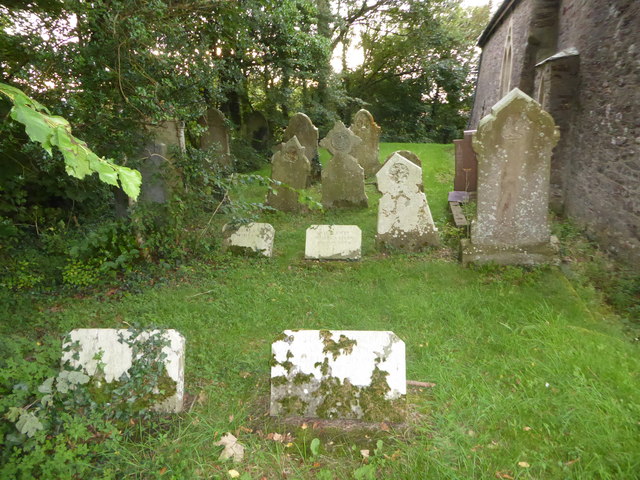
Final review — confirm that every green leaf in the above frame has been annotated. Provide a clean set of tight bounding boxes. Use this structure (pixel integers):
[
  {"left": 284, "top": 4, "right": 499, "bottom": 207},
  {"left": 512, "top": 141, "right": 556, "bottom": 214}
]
[
  {"left": 38, "top": 377, "right": 55, "bottom": 394},
  {"left": 10, "top": 104, "right": 54, "bottom": 155},
  {"left": 118, "top": 166, "right": 142, "bottom": 200},
  {"left": 15, "top": 411, "right": 43, "bottom": 438},
  {"left": 310, "top": 437, "right": 321, "bottom": 456}
]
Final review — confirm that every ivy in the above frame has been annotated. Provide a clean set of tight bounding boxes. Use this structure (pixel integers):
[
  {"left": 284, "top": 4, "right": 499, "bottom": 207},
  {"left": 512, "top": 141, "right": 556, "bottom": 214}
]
[{"left": 0, "top": 82, "right": 141, "bottom": 200}]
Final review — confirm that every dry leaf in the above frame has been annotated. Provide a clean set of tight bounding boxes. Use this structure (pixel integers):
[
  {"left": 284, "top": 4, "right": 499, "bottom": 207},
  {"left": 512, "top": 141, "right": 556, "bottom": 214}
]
[
  {"left": 239, "top": 371, "right": 251, "bottom": 378},
  {"left": 158, "top": 467, "right": 167, "bottom": 475},
  {"left": 565, "top": 458, "right": 580, "bottom": 466},
  {"left": 301, "top": 423, "right": 308, "bottom": 430},
  {"left": 495, "top": 472, "right": 514, "bottom": 479},
  {"left": 523, "top": 426, "right": 532, "bottom": 431},
  {"left": 239, "top": 426, "right": 253, "bottom": 434},
  {"left": 518, "top": 461, "right": 530, "bottom": 468},
  {"left": 272, "top": 433, "right": 284, "bottom": 442},
  {"left": 407, "top": 380, "right": 436, "bottom": 388},
  {"left": 215, "top": 433, "right": 245, "bottom": 462},
  {"left": 380, "top": 422, "right": 390, "bottom": 432},
  {"left": 228, "top": 470, "right": 240, "bottom": 478},
  {"left": 229, "top": 415, "right": 234, "bottom": 423},
  {"left": 360, "top": 449, "right": 370, "bottom": 458}
]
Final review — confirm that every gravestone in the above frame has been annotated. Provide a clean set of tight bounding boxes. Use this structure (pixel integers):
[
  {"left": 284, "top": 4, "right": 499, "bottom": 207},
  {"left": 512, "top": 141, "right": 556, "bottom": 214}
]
[
  {"left": 385, "top": 150, "right": 421, "bottom": 168},
  {"left": 270, "top": 330, "right": 406, "bottom": 422},
  {"left": 243, "top": 111, "right": 270, "bottom": 152},
  {"left": 305, "top": 225, "right": 361, "bottom": 260},
  {"left": 62, "top": 329, "right": 185, "bottom": 413},
  {"left": 148, "top": 120, "right": 186, "bottom": 155},
  {"left": 350, "top": 109, "right": 381, "bottom": 176},
  {"left": 376, "top": 153, "right": 440, "bottom": 250},
  {"left": 453, "top": 130, "right": 477, "bottom": 192},
  {"left": 222, "top": 222, "right": 275, "bottom": 257},
  {"left": 266, "top": 136, "right": 311, "bottom": 212},
  {"left": 283, "top": 113, "right": 321, "bottom": 184},
  {"left": 199, "top": 108, "right": 232, "bottom": 168},
  {"left": 461, "top": 89, "right": 560, "bottom": 266},
  {"left": 320, "top": 122, "right": 368, "bottom": 209}
]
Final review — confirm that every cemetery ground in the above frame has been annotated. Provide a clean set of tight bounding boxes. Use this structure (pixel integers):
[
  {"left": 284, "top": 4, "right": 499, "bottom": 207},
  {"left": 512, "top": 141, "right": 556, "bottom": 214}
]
[{"left": 1, "top": 144, "right": 639, "bottom": 479}]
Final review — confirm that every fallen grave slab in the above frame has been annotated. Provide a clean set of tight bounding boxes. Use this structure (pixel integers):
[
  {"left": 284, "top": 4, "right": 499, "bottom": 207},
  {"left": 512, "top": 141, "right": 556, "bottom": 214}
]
[{"left": 305, "top": 225, "right": 361, "bottom": 260}]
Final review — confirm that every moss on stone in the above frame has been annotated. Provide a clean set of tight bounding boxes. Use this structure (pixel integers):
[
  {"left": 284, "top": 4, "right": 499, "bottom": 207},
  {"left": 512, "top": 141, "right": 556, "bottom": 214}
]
[{"left": 319, "top": 331, "right": 357, "bottom": 360}]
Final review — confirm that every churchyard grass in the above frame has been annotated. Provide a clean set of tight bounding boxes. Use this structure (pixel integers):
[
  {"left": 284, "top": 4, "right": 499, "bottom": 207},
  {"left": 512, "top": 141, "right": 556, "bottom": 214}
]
[{"left": 1, "top": 143, "right": 638, "bottom": 479}]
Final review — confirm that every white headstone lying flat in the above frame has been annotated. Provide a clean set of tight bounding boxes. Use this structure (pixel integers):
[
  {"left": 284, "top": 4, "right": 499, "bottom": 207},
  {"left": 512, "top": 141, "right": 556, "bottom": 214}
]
[
  {"left": 305, "top": 225, "right": 362, "bottom": 260},
  {"left": 270, "top": 330, "right": 406, "bottom": 422},
  {"left": 223, "top": 222, "right": 275, "bottom": 257},
  {"left": 62, "top": 329, "right": 185, "bottom": 413}
]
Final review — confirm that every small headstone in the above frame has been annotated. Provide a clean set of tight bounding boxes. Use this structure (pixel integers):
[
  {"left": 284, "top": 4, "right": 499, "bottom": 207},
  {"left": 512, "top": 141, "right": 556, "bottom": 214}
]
[
  {"left": 305, "top": 225, "right": 362, "bottom": 260},
  {"left": 384, "top": 150, "right": 421, "bottom": 168},
  {"left": 138, "top": 143, "right": 173, "bottom": 204},
  {"left": 350, "top": 109, "right": 381, "bottom": 176},
  {"left": 199, "top": 108, "right": 232, "bottom": 168},
  {"left": 266, "top": 136, "right": 311, "bottom": 212},
  {"left": 270, "top": 330, "right": 406, "bottom": 422},
  {"left": 461, "top": 88, "right": 560, "bottom": 266},
  {"left": 453, "top": 130, "right": 477, "bottom": 192},
  {"left": 284, "top": 113, "right": 321, "bottom": 184},
  {"left": 320, "top": 122, "right": 368, "bottom": 209},
  {"left": 223, "top": 222, "right": 275, "bottom": 257},
  {"left": 376, "top": 153, "right": 440, "bottom": 250},
  {"left": 61, "top": 328, "right": 185, "bottom": 413}
]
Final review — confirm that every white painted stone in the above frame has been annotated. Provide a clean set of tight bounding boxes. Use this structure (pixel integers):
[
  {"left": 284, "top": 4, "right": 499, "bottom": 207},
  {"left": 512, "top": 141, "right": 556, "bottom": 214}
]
[
  {"left": 223, "top": 222, "right": 275, "bottom": 257},
  {"left": 270, "top": 330, "right": 406, "bottom": 421},
  {"left": 304, "top": 225, "right": 361, "bottom": 260},
  {"left": 62, "top": 328, "right": 185, "bottom": 413},
  {"left": 376, "top": 153, "right": 439, "bottom": 250}
]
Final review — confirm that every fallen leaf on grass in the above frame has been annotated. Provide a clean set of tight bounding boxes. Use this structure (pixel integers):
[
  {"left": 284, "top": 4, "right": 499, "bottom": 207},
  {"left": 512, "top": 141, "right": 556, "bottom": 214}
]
[
  {"left": 215, "top": 433, "right": 244, "bottom": 462},
  {"left": 407, "top": 380, "right": 436, "bottom": 388},
  {"left": 228, "top": 470, "right": 240, "bottom": 478},
  {"left": 239, "top": 426, "right": 253, "bottom": 434},
  {"left": 158, "top": 467, "right": 167, "bottom": 475},
  {"left": 495, "top": 471, "right": 514, "bottom": 479},
  {"left": 360, "top": 449, "right": 370, "bottom": 458},
  {"left": 380, "top": 422, "right": 390, "bottom": 432},
  {"left": 565, "top": 458, "right": 580, "bottom": 466},
  {"left": 523, "top": 426, "right": 532, "bottom": 431},
  {"left": 518, "top": 461, "right": 530, "bottom": 468}
]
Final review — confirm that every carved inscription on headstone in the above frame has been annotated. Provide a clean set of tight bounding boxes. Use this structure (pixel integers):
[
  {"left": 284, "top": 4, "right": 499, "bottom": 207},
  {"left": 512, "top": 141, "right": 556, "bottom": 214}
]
[
  {"left": 320, "top": 122, "right": 368, "bottom": 209},
  {"left": 305, "top": 225, "right": 362, "bottom": 260},
  {"left": 270, "top": 330, "right": 406, "bottom": 421}
]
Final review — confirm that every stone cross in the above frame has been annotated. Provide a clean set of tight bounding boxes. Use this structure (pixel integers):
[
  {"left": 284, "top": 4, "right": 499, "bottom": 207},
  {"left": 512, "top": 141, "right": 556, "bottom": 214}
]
[
  {"left": 376, "top": 153, "right": 439, "bottom": 250},
  {"left": 319, "top": 121, "right": 368, "bottom": 209},
  {"left": 198, "top": 108, "right": 232, "bottom": 168},
  {"left": 266, "top": 136, "right": 311, "bottom": 212},
  {"left": 461, "top": 88, "right": 560, "bottom": 266},
  {"left": 270, "top": 330, "right": 406, "bottom": 422},
  {"left": 350, "top": 109, "right": 381, "bottom": 176},
  {"left": 283, "top": 113, "right": 320, "bottom": 184}
]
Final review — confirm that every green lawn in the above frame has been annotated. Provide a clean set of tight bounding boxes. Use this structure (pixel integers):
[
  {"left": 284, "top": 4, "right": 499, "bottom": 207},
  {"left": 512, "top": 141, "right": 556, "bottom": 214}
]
[{"left": 1, "top": 143, "right": 638, "bottom": 479}]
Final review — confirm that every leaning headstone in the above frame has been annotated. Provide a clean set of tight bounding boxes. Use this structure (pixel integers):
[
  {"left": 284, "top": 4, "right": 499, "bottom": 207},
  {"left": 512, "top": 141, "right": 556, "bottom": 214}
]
[
  {"left": 222, "top": 222, "right": 275, "bottom": 257},
  {"left": 461, "top": 88, "right": 560, "bottom": 266},
  {"left": 266, "top": 136, "right": 310, "bottom": 212},
  {"left": 270, "top": 330, "right": 406, "bottom": 422},
  {"left": 350, "top": 109, "right": 381, "bottom": 176},
  {"left": 61, "top": 329, "right": 185, "bottom": 413},
  {"left": 384, "top": 150, "right": 421, "bottom": 168},
  {"left": 283, "top": 113, "right": 321, "bottom": 184},
  {"left": 453, "top": 130, "right": 477, "bottom": 192},
  {"left": 305, "top": 225, "right": 362, "bottom": 260},
  {"left": 199, "top": 108, "right": 232, "bottom": 168},
  {"left": 320, "top": 122, "right": 368, "bottom": 209},
  {"left": 376, "top": 153, "right": 440, "bottom": 250}
]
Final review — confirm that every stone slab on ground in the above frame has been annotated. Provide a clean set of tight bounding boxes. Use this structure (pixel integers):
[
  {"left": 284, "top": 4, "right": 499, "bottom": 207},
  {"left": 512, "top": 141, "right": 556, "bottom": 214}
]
[
  {"left": 270, "top": 330, "right": 406, "bottom": 422},
  {"left": 62, "top": 328, "right": 185, "bottom": 413},
  {"left": 460, "top": 237, "right": 560, "bottom": 267},
  {"left": 223, "top": 222, "right": 275, "bottom": 257},
  {"left": 305, "top": 225, "right": 362, "bottom": 260}
]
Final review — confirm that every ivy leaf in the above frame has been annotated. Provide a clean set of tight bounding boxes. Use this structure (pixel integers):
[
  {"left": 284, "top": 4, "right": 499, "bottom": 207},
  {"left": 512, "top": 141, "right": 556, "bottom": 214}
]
[
  {"left": 38, "top": 377, "right": 55, "bottom": 394},
  {"left": 15, "top": 411, "right": 43, "bottom": 438}
]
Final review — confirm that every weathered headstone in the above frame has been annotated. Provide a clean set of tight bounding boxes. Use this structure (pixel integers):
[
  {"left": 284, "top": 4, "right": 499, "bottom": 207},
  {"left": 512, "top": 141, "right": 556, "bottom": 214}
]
[
  {"left": 266, "top": 136, "right": 311, "bottom": 212},
  {"left": 283, "top": 113, "right": 321, "bottom": 184},
  {"left": 320, "top": 122, "right": 368, "bottom": 209},
  {"left": 138, "top": 143, "right": 174, "bottom": 205},
  {"left": 61, "top": 329, "right": 185, "bottom": 413},
  {"left": 148, "top": 120, "right": 186, "bottom": 155},
  {"left": 305, "top": 225, "right": 361, "bottom": 260},
  {"left": 223, "top": 222, "right": 275, "bottom": 257},
  {"left": 384, "top": 150, "right": 421, "bottom": 168},
  {"left": 199, "top": 108, "right": 232, "bottom": 168},
  {"left": 270, "top": 330, "right": 406, "bottom": 422},
  {"left": 376, "top": 153, "right": 440, "bottom": 250},
  {"left": 461, "top": 88, "right": 560, "bottom": 266},
  {"left": 453, "top": 130, "right": 478, "bottom": 192},
  {"left": 350, "top": 109, "right": 381, "bottom": 176}
]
